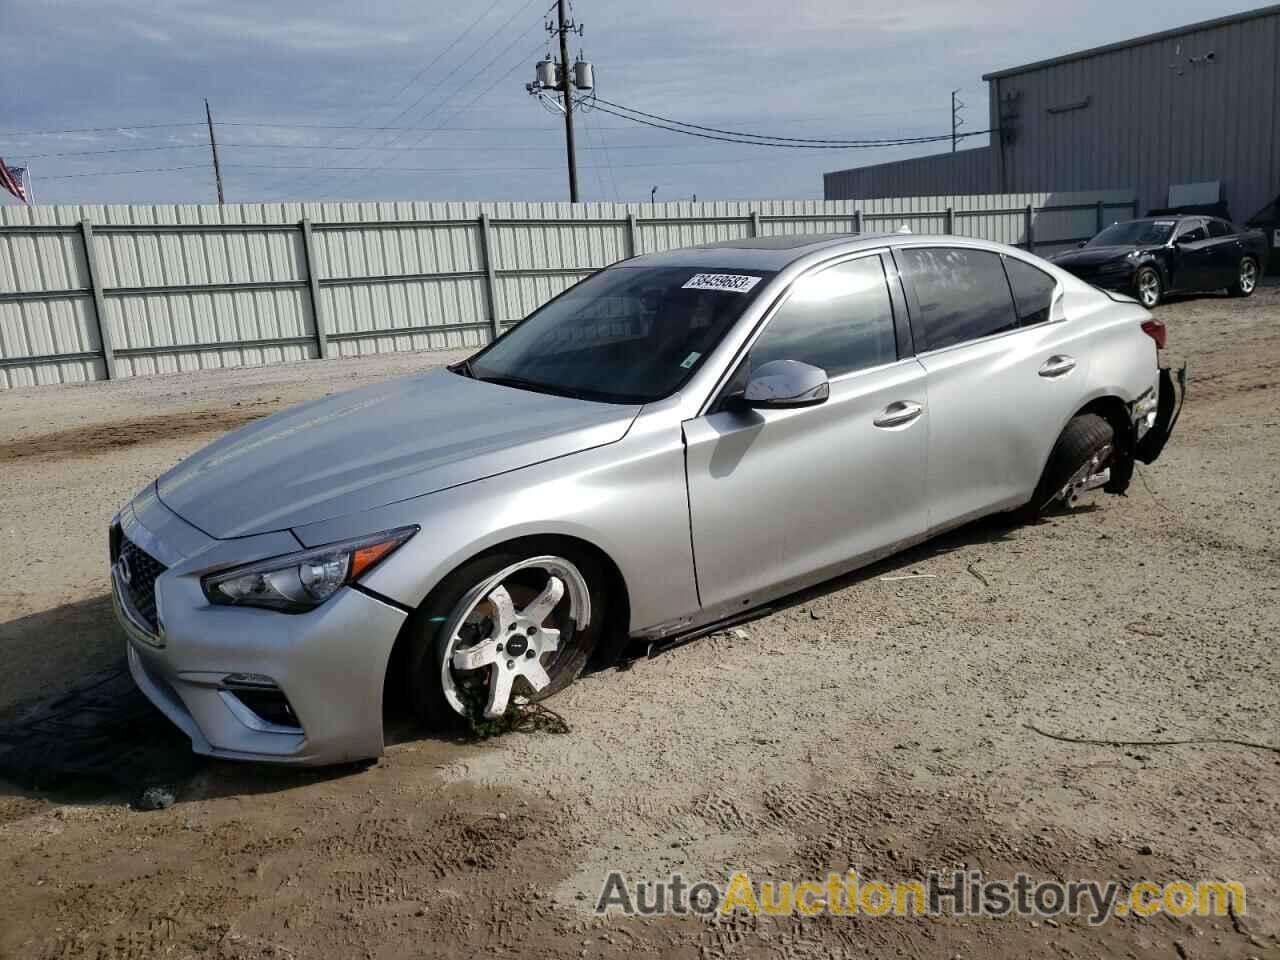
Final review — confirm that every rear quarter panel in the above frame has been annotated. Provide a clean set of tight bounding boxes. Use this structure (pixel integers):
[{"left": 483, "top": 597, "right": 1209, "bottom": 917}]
[
  {"left": 1057, "top": 276, "right": 1159, "bottom": 428},
  {"left": 1247, "top": 230, "right": 1271, "bottom": 272}
]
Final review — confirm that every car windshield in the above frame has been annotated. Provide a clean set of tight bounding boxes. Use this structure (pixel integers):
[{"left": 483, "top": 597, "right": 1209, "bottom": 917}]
[
  {"left": 1088, "top": 219, "right": 1176, "bottom": 247},
  {"left": 466, "top": 265, "right": 776, "bottom": 404}
]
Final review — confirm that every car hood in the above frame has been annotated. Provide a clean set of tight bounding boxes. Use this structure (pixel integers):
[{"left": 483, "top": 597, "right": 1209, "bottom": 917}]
[
  {"left": 157, "top": 369, "right": 640, "bottom": 539},
  {"left": 1051, "top": 245, "right": 1156, "bottom": 267}
]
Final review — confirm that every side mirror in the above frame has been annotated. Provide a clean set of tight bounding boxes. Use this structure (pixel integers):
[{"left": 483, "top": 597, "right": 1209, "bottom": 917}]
[
  {"left": 1077, "top": 240, "right": 1088, "bottom": 249},
  {"left": 740, "top": 359, "right": 829, "bottom": 409}
]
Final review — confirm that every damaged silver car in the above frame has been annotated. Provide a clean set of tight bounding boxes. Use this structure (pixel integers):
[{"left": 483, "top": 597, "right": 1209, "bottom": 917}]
[{"left": 111, "top": 233, "right": 1181, "bottom": 765}]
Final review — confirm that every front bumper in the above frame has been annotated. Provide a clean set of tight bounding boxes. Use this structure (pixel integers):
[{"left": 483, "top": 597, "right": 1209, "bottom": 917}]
[
  {"left": 1078, "top": 266, "right": 1138, "bottom": 293},
  {"left": 112, "top": 493, "right": 408, "bottom": 766}
]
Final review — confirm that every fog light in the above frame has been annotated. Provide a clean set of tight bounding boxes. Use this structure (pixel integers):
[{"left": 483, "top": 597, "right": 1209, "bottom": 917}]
[
  {"left": 223, "top": 672, "right": 278, "bottom": 689},
  {"left": 234, "top": 689, "right": 300, "bottom": 729}
]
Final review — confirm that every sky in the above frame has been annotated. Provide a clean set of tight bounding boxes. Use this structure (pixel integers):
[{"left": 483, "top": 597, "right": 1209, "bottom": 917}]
[{"left": 0, "top": 0, "right": 1261, "bottom": 206}]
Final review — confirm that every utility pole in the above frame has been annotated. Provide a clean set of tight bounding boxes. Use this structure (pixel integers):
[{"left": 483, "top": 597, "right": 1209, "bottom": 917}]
[
  {"left": 556, "top": 0, "right": 579, "bottom": 202},
  {"left": 951, "top": 89, "right": 965, "bottom": 153},
  {"left": 205, "top": 99, "right": 225, "bottom": 204},
  {"left": 526, "top": 5, "right": 591, "bottom": 201}
]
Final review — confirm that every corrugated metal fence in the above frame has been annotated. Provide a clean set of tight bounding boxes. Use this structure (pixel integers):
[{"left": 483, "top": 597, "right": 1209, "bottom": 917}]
[{"left": 0, "top": 191, "right": 1136, "bottom": 389}]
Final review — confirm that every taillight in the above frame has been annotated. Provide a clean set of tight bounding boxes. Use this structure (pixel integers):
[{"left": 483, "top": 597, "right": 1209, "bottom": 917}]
[{"left": 1141, "top": 318, "right": 1167, "bottom": 350}]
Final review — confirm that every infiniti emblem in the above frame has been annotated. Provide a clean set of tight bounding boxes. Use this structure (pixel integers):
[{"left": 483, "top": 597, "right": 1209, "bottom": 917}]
[{"left": 118, "top": 554, "right": 133, "bottom": 585}]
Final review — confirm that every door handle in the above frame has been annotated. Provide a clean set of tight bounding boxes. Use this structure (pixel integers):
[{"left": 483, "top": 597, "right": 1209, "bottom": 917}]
[
  {"left": 1038, "top": 355, "right": 1077, "bottom": 378},
  {"left": 873, "top": 400, "right": 924, "bottom": 429}
]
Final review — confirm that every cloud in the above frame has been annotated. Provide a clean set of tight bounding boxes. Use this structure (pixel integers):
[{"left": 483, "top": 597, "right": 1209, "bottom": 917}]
[{"left": 0, "top": 0, "right": 1260, "bottom": 204}]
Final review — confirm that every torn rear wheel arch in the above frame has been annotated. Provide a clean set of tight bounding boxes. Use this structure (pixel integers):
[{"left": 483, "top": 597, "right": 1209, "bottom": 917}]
[{"left": 1073, "top": 396, "right": 1136, "bottom": 495}]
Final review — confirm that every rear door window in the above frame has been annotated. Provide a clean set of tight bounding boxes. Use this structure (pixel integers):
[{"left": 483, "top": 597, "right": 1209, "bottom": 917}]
[
  {"left": 1003, "top": 257, "right": 1057, "bottom": 326},
  {"left": 896, "top": 247, "right": 1018, "bottom": 351},
  {"left": 751, "top": 255, "right": 898, "bottom": 378},
  {"left": 1207, "top": 220, "right": 1231, "bottom": 238}
]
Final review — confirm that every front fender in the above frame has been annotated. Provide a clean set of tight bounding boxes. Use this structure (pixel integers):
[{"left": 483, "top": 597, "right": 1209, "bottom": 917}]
[
  {"left": 290, "top": 410, "right": 699, "bottom": 636},
  {"left": 1144, "top": 252, "right": 1175, "bottom": 289}
]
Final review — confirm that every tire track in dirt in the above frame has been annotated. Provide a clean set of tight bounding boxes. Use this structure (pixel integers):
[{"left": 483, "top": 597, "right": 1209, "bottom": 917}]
[{"left": 0, "top": 406, "right": 274, "bottom": 464}]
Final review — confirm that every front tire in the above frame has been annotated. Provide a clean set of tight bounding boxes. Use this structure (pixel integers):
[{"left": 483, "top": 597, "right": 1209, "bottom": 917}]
[
  {"left": 1013, "top": 413, "right": 1115, "bottom": 523},
  {"left": 1134, "top": 266, "right": 1163, "bottom": 308},
  {"left": 1229, "top": 256, "right": 1259, "bottom": 298},
  {"left": 404, "top": 540, "right": 605, "bottom": 730}
]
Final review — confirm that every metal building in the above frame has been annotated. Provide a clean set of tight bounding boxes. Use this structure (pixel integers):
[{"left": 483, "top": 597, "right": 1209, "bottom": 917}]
[{"left": 826, "top": 4, "right": 1280, "bottom": 227}]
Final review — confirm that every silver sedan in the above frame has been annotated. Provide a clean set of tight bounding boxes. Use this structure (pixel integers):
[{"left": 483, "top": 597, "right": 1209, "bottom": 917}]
[{"left": 111, "top": 232, "right": 1180, "bottom": 765}]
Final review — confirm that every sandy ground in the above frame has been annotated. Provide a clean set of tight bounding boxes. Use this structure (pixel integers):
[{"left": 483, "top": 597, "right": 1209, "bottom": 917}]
[{"left": 1, "top": 291, "right": 1278, "bottom": 960}]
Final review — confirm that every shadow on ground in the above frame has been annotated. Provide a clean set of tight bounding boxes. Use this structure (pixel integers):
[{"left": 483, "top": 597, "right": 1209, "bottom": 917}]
[
  {"left": 0, "top": 510, "right": 1046, "bottom": 806},
  {"left": 620, "top": 510, "right": 1027, "bottom": 664},
  {"left": 0, "top": 665, "right": 203, "bottom": 796}
]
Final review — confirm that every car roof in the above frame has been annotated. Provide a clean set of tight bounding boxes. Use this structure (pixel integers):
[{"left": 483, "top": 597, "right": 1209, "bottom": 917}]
[
  {"left": 1114, "top": 215, "right": 1200, "bottom": 224},
  {"left": 627, "top": 232, "right": 908, "bottom": 271}
]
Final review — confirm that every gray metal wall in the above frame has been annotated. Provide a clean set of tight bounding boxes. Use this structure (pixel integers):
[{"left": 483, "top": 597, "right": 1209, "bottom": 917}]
[
  {"left": 0, "top": 192, "right": 1135, "bottom": 389},
  {"left": 823, "top": 8, "right": 1280, "bottom": 224},
  {"left": 987, "top": 6, "right": 1280, "bottom": 222},
  {"left": 824, "top": 147, "right": 995, "bottom": 201}
]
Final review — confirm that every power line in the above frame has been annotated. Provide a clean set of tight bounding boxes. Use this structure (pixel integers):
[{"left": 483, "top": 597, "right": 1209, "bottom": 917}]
[
  {"left": 369, "top": 0, "right": 511, "bottom": 117},
  {"left": 16, "top": 144, "right": 205, "bottom": 160},
  {"left": 0, "top": 107, "right": 954, "bottom": 140},
  {"left": 283, "top": 0, "right": 552, "bottom": 199},
  {"left": 577, "top": 112, "right": 610, "bottom": 201},
  {"left": 0, "top": 122, "right": 202, "bottom": 137},
  {"left": 303, "top": 33, "right": 549, "bottom": 200},
  {"left": 222, "top": 141, "right": 714, "bottom": 152},
  {"left": 253, "top": 0, "right": 544, "bottom": 199},
  {"left": 365, "top": 0, "right": 551, "bottom": 145},
  {"left": 587, "top": 100, "right": 994, "bottom": 149},
  {"left": 230, "top": 158, "right": 755, "bottom": 173},
  {"left": 17, "top": 135, "right": 920, "bottom": 162},
  {"left": 40, "top": 165, "right": 206, "bottom": 180},
  {"left": 592, "top": 96, "right": 971, "bottom": 145},
  {"left": 373, "top": 28, "right": 547, "bottom": 154},
  {"left": 224, "top": 120, "right": 637, "bottom": 132},
  {"left": 220, "top": 120, "right": 635, "bottom": 132},
  {"left": 581, "top": 110, "right": 621, "bottom": 201},
  {"left": 403, "top": 40, "right": 548, "bottom": 145}
]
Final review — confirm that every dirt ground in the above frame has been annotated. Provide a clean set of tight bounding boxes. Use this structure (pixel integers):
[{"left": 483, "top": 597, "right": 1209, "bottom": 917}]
[{"left": 1, "top": 290, "right": 1278, "bottom": 960}]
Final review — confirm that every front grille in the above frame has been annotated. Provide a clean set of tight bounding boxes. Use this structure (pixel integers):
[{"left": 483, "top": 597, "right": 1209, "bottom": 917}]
[{"left": 118, "top": 536, "right": 166, "bottom": 634}]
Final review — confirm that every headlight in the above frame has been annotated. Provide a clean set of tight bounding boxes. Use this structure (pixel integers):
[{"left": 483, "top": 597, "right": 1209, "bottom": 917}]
[
  {"left": 1126, "top": 250, "right": 1143, "bottom": 260},
  {"left": 202, "top": 526, "right": 418, "bottom": 612}
]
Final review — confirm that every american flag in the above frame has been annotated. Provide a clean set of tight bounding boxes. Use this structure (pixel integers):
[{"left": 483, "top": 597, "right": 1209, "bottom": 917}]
[{"left": 0, "top": 158, "right": 30, "bottom": 204}]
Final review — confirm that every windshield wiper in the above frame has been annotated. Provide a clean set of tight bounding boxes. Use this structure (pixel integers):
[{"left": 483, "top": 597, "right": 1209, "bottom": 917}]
[
  {"left": 473, "top": 373, "right": 574, "bottom": 398},
  {"left": 450, "top": 357, "right": 476, "bottom": 379},
  {"left": 473, "top": 373, "right": 642, "bottom": 404}
]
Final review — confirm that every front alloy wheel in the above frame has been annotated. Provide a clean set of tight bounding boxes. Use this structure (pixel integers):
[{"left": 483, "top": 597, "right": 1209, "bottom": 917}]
[
  {"left": 442, "top": 556, "right": 589, "bottom": 718},
  {"left": 1135, "top": 266, "right": 1162, "bottom": 308},
  {"left": 406, "top": 542, "right": 605, "bottom": 729}
]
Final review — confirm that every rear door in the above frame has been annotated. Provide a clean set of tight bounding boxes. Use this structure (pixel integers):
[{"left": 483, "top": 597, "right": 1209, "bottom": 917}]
[
  {"left": 894, "top": 246, "right": 1092, "bottom": 531},
  {"left": 1205, "top": 219, "right": 1241, "bottom": 287},
  {"left": 683, "top": 252, "right": 928, "bottom": 616}
]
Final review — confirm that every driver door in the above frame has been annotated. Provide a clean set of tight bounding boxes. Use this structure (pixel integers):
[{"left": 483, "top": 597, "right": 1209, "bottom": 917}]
[
  {"left": 1172, "top": 218, "right": 1213, "bottom": 291},
  {"left": 682, "top": 252, "right": 929, "bottom": 618}
]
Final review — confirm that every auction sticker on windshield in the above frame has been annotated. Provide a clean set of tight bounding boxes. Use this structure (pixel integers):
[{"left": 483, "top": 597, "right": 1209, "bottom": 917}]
[{"left": 682, "top": 273, "right": 763, "bottom": 293}]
